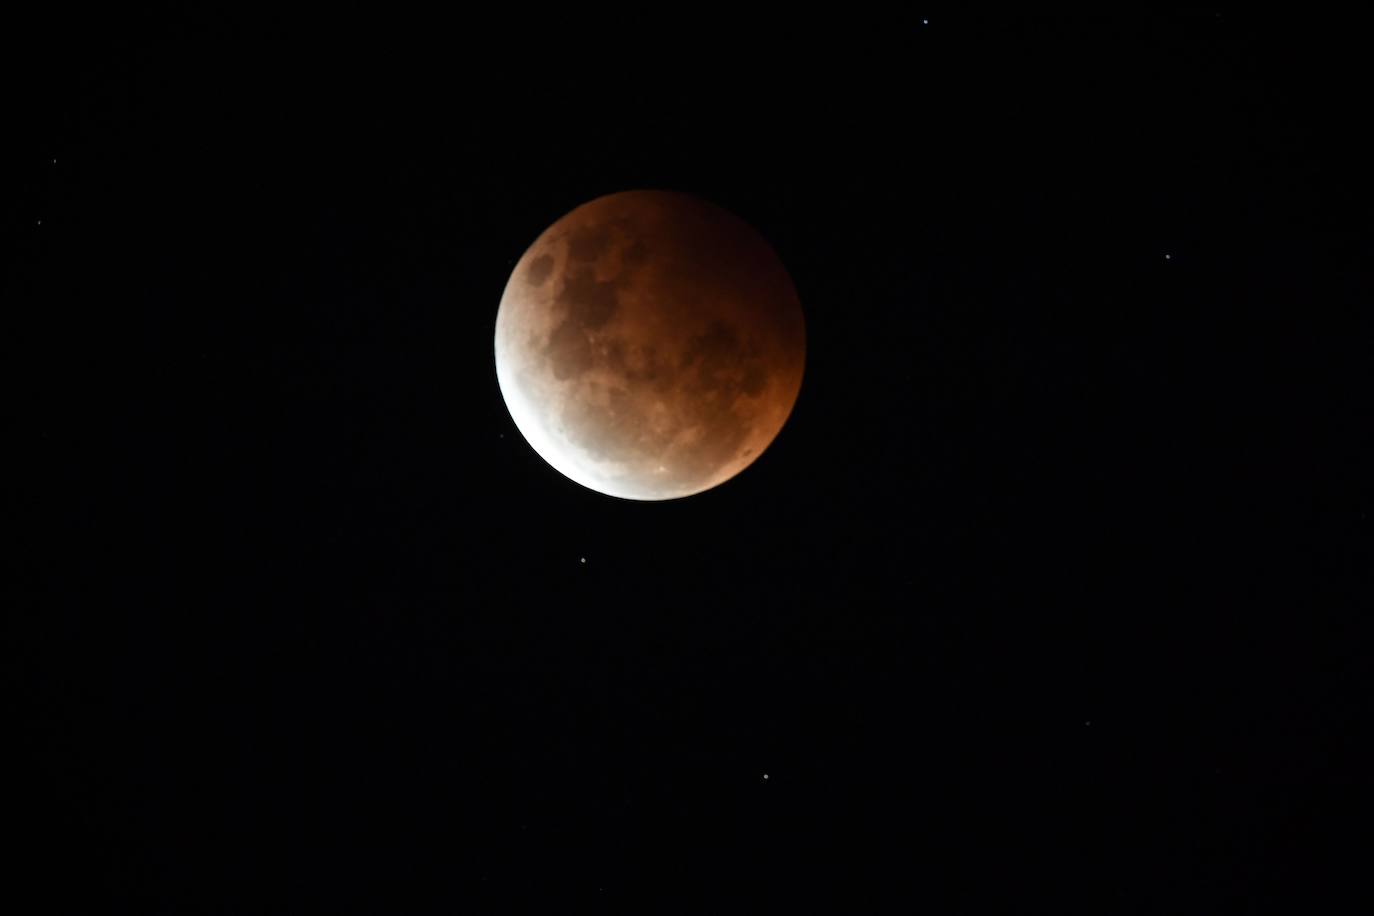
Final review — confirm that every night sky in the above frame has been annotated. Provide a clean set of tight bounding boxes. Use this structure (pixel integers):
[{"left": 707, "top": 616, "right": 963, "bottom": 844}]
[{"left": 9, "top": 11, "right": 1372, "bottom": 914}]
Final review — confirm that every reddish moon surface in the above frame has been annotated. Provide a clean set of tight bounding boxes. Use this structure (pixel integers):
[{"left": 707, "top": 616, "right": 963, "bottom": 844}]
[{"left": 494, "top": 190, "right": 806, "bottom": 500}]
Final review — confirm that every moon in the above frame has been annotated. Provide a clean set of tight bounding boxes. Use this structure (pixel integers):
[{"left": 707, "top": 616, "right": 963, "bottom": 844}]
[{"left": 494, "top": 190, "right": 805, "bottom": 500}]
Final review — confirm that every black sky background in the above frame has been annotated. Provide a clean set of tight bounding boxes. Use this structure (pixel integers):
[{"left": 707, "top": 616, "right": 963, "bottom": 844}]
[{"left": 7, "top": 11, "right": 1372, "bottom": 914}]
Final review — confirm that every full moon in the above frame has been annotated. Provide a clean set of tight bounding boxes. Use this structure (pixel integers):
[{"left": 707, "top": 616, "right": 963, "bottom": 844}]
[{"left": 494, "top": 190, "right": 805, "bottom": 500}]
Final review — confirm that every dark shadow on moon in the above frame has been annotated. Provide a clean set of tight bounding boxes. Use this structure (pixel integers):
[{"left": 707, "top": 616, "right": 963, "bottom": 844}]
[
  {"left": 566, "top": 221, "right": 616, "bottom": 263},
  {"left": 545, "top": 319, "right": 594, "bottom": 380},
  {"left": 542, "top": 267, "right": 620, "bottom": 380},
  {"left": 604, "top": 338, "right": 669, "bottom": 391},
  {"left": 679, "top": 320, "right": 769, "bottom": 399},
  {"left": 525, "top": 254, "right": 554, "bottom": 286},
  {"left": 560, "top": 269, "right": 619, "bottom": 330}
]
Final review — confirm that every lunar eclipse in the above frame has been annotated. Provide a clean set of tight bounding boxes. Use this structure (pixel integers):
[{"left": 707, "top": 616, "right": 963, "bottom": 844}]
[{"left": 494, "top": 190, "right": 806, "bottom": 500}]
